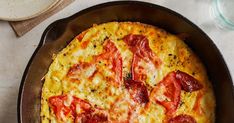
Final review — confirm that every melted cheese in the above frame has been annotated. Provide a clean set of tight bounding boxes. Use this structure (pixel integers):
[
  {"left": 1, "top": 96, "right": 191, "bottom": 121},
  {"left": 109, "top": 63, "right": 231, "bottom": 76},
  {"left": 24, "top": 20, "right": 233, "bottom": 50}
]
[{"left": 41, "top": 22, "right": 215, "bottom": 123}]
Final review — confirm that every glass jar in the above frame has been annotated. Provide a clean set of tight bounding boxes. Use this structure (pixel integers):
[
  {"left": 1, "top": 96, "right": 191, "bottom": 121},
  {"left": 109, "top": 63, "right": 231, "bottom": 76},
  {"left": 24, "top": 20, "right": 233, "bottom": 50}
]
[{"left": 212, "top": 0, "right": 234, "bottom": 29}]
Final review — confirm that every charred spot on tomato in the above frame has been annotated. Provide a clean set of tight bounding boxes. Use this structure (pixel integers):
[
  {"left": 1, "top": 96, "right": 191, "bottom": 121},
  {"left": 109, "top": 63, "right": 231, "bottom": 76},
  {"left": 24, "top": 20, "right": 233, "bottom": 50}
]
[
  {"left": 124, "top": 73, "right": 132, "bottom": 80},
  {"left": 124, "top": 79, "right": 149, "bottom": 104},
  {"left": 78, "top": 112, "right": 108, "bottom": 123},
  {"left": 168, "top": 114, "right": 196, "bottom": 123},
  {"left": 175, "top": 70, "right": 203, "bottom": 92}
]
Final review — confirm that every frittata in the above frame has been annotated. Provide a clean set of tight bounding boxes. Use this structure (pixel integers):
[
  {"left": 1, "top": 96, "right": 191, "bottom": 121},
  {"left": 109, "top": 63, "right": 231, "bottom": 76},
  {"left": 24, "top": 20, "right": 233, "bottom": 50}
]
[{"left": 41, "top": 22, "right": 215, "bottom": 123}]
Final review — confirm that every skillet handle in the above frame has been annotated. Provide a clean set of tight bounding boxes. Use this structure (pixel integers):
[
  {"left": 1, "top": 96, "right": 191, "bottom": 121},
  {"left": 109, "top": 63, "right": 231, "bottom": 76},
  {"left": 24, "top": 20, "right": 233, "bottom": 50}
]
[{"left": 40, "top": 19, "right": 69, "bottom": 45}]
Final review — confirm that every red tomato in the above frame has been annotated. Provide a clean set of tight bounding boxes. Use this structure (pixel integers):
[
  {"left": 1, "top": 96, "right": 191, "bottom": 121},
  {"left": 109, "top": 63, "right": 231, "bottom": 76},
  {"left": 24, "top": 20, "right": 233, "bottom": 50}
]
[
  {"left": 49, "top": 95, "right": 94, "bottom": 121},
  {"left": 95, "top": 40, "right": 123, "bottom": 85},
  {"left": 67, "top": 62, "right": 92, "bottom": 78},
  {"left": 70, "top": 97, "right": 92, "bottom": 116},
  {"left": 151, "top": 72, "right": 181, "bottom": 114},
  {"left": 67, "top": 40, "right": 123, "bottom": 86},
  {"left": 48, "top": 95, "right": 71, "bottom": 120},
  {"left": 76, "top": 30, "right": 87, "bottom": 41},
  {"left": 123, "top": 34, "right": 162, "bottom": 68},
  {"left": 75, "top": 113, "right": 108, "bottom": 123},
  {"left": 81, "top": 40, "right": 90, "bottom": 49},
  {"left": 131, "top": 54, "right": 147, "bottom": 81},
  {"left": 124, "top": 79, "right": 149, "bottom": 104},
  {"left": 123, "top": 34, "right": 161, "bottom": 86},
  {"left": 193, "top": 91, "right": 204, "bottom": 115},
  {"left": 175, "top": 70, "right": 203, "bottom": 92},
  {"left": 168, "top": 114, "right": 196, "bottom": 123}
]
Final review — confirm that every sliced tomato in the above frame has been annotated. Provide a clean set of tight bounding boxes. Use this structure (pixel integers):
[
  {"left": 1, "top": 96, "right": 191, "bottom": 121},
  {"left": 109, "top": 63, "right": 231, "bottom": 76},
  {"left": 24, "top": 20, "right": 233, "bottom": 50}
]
[
  {"left": 67, "top": 62, "right": 95, "bottom": 81},
  {"left": 72, "top": 98, "right": 107, "bottom": 123},
  {"left": 49, "top": 95, "right": 95, "bottom": 121},
  {"left": 76, "top": 30, "right": 88, "bottom": 41},
  {"left": 193, "top": 91, "right": 204, "bottom": 115},
  {"left": 70, "top": 96, "right": 92, "bottom": 116},
  {"left": 151, "top": 72, "right": 181, "bottom": 114},
  {"left": 151, "top": 70, "right": 203, "bottom": 116},
  {"left": 49, "top": 94, "right": 109, "bottom": 122},
  {"left": 67, "top": 40, "right": 122, "bottom": 86},
  {"left": 124, "top": 79, "right": 149, "bottom": 104},
  {"left": 168, "top": 114, "right": 196, "bottom": 123},
  {"left": 123, "top": 34, "right": 161, "bottom": 68},
  {"left": 75, "top": 112, "right": 108, "bottom": 123},
  {"left": 68, "top": 62, "right": 91, "bottom": 76},
  {"left": 123, "top": 34, "right": 161, "bottom": 84},
  {"left": 67, "top": 64, "right": 81, "bottom": 77},
  {"left": 81, "top": 40, "right": 90, "bottom": 49},
  {"left": 95, "top": 40, "right": 123, "bottom": 85},
  {"left": 131, "top": 54, "right": 147, "bottom": 81},
  {"left": 175, "top": 70, "right": 203, "bottom": 92},
  {"left": 48, "top": 95, "right": 71, "bottom": 120}
]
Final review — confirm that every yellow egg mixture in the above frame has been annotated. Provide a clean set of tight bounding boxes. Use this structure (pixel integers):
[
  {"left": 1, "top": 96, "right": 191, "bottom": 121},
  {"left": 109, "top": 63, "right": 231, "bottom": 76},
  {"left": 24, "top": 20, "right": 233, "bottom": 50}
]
[{"left": 41, "top": 22, "right": 215, "bottom": 123}]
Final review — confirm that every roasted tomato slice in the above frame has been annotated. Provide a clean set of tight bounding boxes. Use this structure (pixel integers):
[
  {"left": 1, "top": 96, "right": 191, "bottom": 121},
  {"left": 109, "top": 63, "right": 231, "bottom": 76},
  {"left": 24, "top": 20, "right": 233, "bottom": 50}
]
[
  {"left": 72, "top": 97, "right": 107, "bottom": 123},
  {"left": 168, "top": 114, "right": 196, "bottom": 123},
  {"left": 75, "top": 112, "right": 108, "bottom": 123},
  {"left": 95, "top": 40, "right": 123, "bottom": 84},
  {"left": 70, "top": 97, "right": 92, "bottom": 116},
  {"left": 151, "top": 72, "right": 181, "bottom": 114},
  {"left": 175, "top": 70, "right": 203, "bottom": 92},
  {"left": 125, "top": 79, "right": 149, "bottom": 104},
  {"left": 67, "top": 40, "right": 123, "bottom": 86},
  {"left": 123, "top": 34, "right": 161, "bottom": 68},
  {"left": 123, "top": 34, "right": 161, "bottom": 84},
  {"left": 67, "top": 62, "right": 94, "bottom": 79},
  {"left": 49, "top": 95, "right": 94, "bottom": 121},
  {"left": 131, "top": 54, "right": 147, "bottom": 81},
  {"left": 193, "top": 91, "right": 204, "bottom": 115},
  {"left": 48, "top": 95, "right": 71, "bottom": 120},
  {"left": 76, "top": 30, "right": 88, "bottom": 41}
]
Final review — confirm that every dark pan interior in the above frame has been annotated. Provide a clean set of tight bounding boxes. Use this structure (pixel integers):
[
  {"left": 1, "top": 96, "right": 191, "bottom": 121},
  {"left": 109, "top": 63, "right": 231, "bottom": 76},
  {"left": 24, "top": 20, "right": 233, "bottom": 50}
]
[{"left": 18, "top": 1, "right": 234, "bottom": 123}]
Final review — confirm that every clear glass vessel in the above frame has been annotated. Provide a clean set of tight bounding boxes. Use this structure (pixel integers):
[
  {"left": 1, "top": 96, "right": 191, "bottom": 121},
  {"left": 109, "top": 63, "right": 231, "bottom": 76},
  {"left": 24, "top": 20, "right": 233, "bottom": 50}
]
[{"left": 212, "top": 0, "right": 234, "bottom": 29}]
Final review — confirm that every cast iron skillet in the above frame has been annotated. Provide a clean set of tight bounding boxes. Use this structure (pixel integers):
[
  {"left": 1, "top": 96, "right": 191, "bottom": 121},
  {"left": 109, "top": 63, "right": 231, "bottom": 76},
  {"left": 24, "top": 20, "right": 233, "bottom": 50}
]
[{"left": 18, "top": 1, "right": 234, "bottom": 123}]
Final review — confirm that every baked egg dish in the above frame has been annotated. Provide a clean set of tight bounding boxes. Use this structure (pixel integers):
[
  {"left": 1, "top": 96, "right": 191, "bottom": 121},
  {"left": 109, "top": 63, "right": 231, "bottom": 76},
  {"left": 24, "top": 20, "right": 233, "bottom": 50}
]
[{"left": 41, "top": 22, "right": 215, "bottom": 123}]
